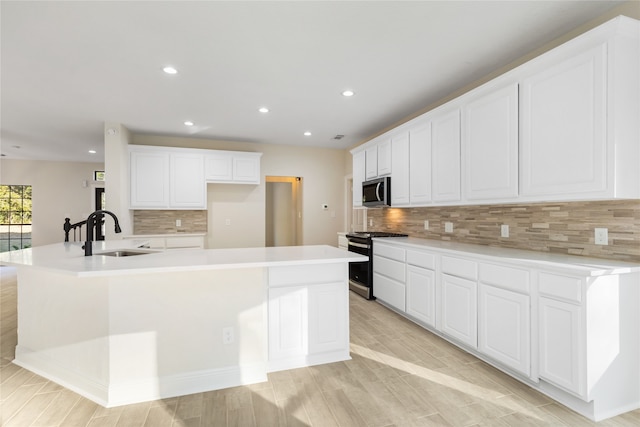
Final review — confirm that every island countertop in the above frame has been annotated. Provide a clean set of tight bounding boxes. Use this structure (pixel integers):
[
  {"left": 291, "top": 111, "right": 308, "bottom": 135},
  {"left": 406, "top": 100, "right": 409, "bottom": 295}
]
[{"left": 0, "top": 241, "right": 367, "bottom": 277}]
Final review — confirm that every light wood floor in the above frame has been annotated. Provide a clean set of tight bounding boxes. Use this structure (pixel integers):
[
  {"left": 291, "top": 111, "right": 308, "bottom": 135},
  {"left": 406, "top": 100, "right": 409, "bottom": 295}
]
[{"left": 1, "top": 266, "right": 639, "bottom": 426}]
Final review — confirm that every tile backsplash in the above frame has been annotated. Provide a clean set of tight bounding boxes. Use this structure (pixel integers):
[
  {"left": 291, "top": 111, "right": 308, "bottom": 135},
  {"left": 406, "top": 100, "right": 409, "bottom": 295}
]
[
  {"left": 366, "top": 200, "right": 640, "bottom": 262},
  {"left": 133, "top": 210, "right": 207, "bottom": 234}
]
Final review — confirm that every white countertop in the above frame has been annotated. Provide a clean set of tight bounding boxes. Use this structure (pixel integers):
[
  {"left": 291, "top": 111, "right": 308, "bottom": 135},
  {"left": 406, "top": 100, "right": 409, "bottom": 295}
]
[
  {"left": 0, "top": 240, "right": 367, "bottom": 277},
  {"left": 122, "top": 233, "right": 206, "bottom": 238},
  {"left": 373, "top": 237, "right": 640, "bottom": 276}
]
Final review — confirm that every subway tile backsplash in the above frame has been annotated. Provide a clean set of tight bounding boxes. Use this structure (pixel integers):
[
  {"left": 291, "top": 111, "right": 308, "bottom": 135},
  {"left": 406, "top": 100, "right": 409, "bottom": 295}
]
[
  {"left": 366, "top": 200, "right": 640, "bottom": 262},
  {"left": 133, "top": 210, "right": 207, "bottom": 234}
]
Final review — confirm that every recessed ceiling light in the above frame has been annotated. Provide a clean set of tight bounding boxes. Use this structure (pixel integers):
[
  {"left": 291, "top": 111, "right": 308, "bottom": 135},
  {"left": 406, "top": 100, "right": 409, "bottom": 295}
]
[
  {"left": 184, "top": 121, "right": 194, "bottom": 126},
  {"left": 342, "top": 90, "right": 355, "bottom": 97},
  {"left": 304, "top": 131, "right": 312, "bottom": 136},
  {"left": 163, "top": 66, "right": 178, "bottom": 75},
  {"left": 258, "top": 107, "right": 269, "bottom": 113},
  {"left": 88, "top": 150, "right": 97, "bottom": 154}
]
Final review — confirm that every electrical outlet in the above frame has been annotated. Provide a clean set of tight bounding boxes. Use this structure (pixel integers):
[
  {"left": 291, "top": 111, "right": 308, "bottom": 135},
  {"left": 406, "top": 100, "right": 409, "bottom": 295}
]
[
  {"left": 594, "top": 228, "right": 608, "bottom": 245},
  {"left": 222, "top": 327, "right": 235, "bottom": 344},
  {"left": 501, "top": 224, "right": 509, "bottom": 238},
  {"left": 424, "top": 220, "right": 429, "bottom": 230},
  {"left": 176, "top": 219, "right": 182, "bottom": 227},
  {"left": 225, "top": 219, "right": 231, "bottom": 226},
  {"left": 369, "top": 219, "right": 373, "bottom": 227},
  {"left": 444, "top": 222, "right": 453, "bottom": 233}
]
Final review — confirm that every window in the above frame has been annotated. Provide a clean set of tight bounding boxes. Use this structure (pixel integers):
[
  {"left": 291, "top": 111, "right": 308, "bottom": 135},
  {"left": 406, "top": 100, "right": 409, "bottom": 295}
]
[{"left": 0, "top": 185, "right": 32, "bottom": 252}]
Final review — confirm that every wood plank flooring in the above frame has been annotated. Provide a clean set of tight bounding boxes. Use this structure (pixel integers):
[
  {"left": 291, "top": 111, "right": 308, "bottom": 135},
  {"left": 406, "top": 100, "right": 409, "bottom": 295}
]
[{"left": 1, "top": 266, "right": 639, "bottom": 426}]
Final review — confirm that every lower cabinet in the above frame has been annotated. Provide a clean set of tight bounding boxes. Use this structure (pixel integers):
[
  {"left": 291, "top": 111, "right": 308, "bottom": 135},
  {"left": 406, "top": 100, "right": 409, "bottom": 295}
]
[
  {"left": 478, "top": 284, "right": 530, "bottom": 376},
  {"left": 440, "top": 274, "right": 478, "bottom": 348},
  {"left": 538, "top": 296, "right": 582, "bottom": 395},
  {"left": 406, "top": 265, "right": 436, "bottom": 327},
  {"left": 267, "top": 264, "right": 349, "bottom": 371},
  {"left": 373, "top": 242, "right": 407, "bottom": 312}
]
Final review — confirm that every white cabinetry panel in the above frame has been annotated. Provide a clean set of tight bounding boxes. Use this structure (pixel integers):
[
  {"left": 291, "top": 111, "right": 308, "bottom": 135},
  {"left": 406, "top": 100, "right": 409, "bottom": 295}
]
[
  {"left": 409, "top": 120, "right": 432, "bottom": 205},
  {"left": 463, "top": 83, "right": 519, "bottom": 200},
  {"left": 130, "top": 150, "right": 170, "bottom": 208},
  {"left": 170, "top": 152, "right": 205, "bottom": 208},
  {"left": 352, "top": 150, "right": 365, "bottom": 207},
  {"left": 268, "top": 286, "right": 308, "bottom": 361},
  {"left": 479, "top": 284, "right": 530, "bottom": 376},
  {"left": 233, "top": 155, "right": 261, "bottom": 183},
  {"left": 365, "top": 146, "right": 378, "bottom": 180},
  {"left": 205, "top": 153, "right": 233, "bottom": 181},
  {"left": 391, "top": 132, "right": 410, "bottom": 206},
  {"left": 308, "top": 282, "right": 348, "bottom": 354},
  {"left": 377, "top": 139, "right": 392, "bottom": 176},
  {"left": 431, "top": 108, "right": 461, "bottom": 202},
  {"left": 521, "top": 44, "right": 607, "bottom": 196},
  {"left": 406, "top": 265, "right": 435, "bottom": 327},
  {"left": 441, "top": 274, "right": 477, "bottom": 348}
]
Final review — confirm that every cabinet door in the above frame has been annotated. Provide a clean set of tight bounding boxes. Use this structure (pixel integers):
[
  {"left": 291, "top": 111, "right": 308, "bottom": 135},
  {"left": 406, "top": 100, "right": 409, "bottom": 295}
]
[
  {"left": 391, "top": 132, "right": 409, "bottom": 206},
  {"left": 170, "top": 153, "right": 205, "bottom": 208},
  {"left": 538, "top": 296, "right": 584, "bottom": 396},
  {"left": 365, "top": 146, "right": 378, "bottom": 180},
  {"left": 377, "top": 139, "right": 392, "bottom": 176},
  {"left": 406, "top": 265, "right": 435, "bottom": 327},
  {"left": 233, "top": 155, "right": 261, "bottom": 184},
  {"left": 463, "top": 84, "right": 519, "bottom": 200},
  {"left": 205, "top": 153, "right": 233, "bottom": 182},
  {"left": 409, "top": 120, "right": 432, "bottom": 205},
  {"left": 521, "top": 44, "right": 606, "bottom": 196},
  {"left": 352, "top": 150, "right": 365, "bottom": 207},
  {"left": 432, "top": 108, "right": 461, "bottom": 202},
  {"left": 441, "top": 274, "right": 477, "bottom": 348},
  {"left": 308, "top": 282, "right": 348, "bottom": 354},
  {"left": 478, "top": 284, "right": 530, "bottom": 376},
  {"left": 130, "top": 150, "right": 170, "bottom": 208},
  {"left": 268, "top": 286, "right": 308, "bottom": 361}
]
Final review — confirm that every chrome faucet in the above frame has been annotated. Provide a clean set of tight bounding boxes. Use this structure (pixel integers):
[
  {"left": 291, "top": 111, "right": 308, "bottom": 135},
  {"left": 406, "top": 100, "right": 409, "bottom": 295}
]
[{"left": 84, "top": 210, "right": 122, "bottom": 256}]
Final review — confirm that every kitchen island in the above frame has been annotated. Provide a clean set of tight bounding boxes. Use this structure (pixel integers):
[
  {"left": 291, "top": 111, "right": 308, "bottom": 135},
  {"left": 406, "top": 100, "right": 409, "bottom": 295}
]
[{"left": 0, "top": 241, "right": 366, "bottom": 407}]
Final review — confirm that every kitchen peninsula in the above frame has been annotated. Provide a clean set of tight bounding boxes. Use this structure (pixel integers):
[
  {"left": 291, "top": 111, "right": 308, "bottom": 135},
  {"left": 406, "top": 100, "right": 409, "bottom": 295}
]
[{"left": 0, "top": 241, "right": 366, "bottom": 407}]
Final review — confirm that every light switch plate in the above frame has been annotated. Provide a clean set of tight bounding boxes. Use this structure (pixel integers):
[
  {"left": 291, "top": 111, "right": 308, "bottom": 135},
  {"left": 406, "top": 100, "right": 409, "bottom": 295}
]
[
  {"left": 501, "top": 224, "right": 509, "bottom": 238},
  {"left": 424, "top": 220, "right": 429, "bottom": 230}
]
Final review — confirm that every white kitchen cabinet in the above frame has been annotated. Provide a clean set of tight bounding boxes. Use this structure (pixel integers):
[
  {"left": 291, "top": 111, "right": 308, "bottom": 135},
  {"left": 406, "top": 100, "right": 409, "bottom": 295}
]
[
  {"left": 521, "top": 44, "right": 607, "bottom": 197},
  {"left": 479, "top": 284, "right": 530, "bottom": 376},
  {"left": 409, "top": 120, "right": 432, "bottom": 205},
  {"left": 130, "top": 150, "right": 170, "bottom": 208},
  {"left": 352, "top": 150, "right": 365, "bottom": 207},
  {"left": 391, "top": 131, "right": 410, "bottom": 206},
  {"left": 463, "top": 83, "right": 519, "bottom": 201},
  {"left": 205, "top": 151, "right": 262, "bottom": 184},
  {"left": 267, "top": 263, "right": 350, "bottom": 372},
  {"left": 169, "top": 152, "right": 206, "bottom": 208},
  {"left": 431, "top": 107, "right": 461, "bottom": 202},
  {"left": 478, "top": 263, "right": 531, "bottom": 377},
  {"left": 441, "top": 274, "right": 477, "bottom": 348},
  {"left": 130, "top": 147, "right": 206, "bottom": 209},
  {"left": 373, "top": 242, "right": 406, "bottom": 312},
  {"left": 377, "top": 138, "right": 392, "bottom": 176},
  {"left": 365, "top": 145, "right": 378, "bottom": 180},
  {"left": 538, "top": 295, "right": 582, "bottom": 395},
  {"left": 204, "top": 152, "right": 233, "bottom": 181},
  {"left": 406, "top": 264, "right": 436, "bottom": 328}
]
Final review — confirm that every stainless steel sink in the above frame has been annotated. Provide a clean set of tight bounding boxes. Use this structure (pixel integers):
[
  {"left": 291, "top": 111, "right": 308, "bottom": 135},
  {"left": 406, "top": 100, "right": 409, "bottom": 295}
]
[{"left": 98, "top": 249, "right": 155, "bottom": 257}]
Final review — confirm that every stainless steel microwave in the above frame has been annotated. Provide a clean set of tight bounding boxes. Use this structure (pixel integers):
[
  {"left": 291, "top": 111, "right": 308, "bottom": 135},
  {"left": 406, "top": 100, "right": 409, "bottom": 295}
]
[{"left": 362, "top": 177, "right": 391, "bottom": 207}]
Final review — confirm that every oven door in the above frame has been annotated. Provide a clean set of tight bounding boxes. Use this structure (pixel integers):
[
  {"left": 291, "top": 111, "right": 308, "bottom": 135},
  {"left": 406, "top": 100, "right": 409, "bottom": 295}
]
[{"left": 347, "top": 239, "right": 372, "bottom": 299}]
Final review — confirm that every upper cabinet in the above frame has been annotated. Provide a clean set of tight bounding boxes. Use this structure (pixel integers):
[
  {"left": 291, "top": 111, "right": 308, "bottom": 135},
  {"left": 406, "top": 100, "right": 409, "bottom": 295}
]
[
  {"left": 431, "top": 107, "right": 461, "bottom": 203},
  {"left": 352, "top": 150, "right": 365, "bottom": 208},
  {"left": 205, "top": 151, "right": 262, "bottom": 184},
  {"left": 130, "top": 145, "right": 262, "bottom": 210},
  {"left": 462, "top": 83, "right": 519, "bottom": 201},
  {"left": 350, "top": 16, "right": 639, "bottom": 208}
]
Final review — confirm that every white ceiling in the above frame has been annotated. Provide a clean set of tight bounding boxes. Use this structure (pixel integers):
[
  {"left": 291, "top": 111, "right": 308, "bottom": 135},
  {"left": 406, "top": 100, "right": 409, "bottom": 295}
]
[{"left": 0, "top": 0, "right": 629, "bottom": 163}]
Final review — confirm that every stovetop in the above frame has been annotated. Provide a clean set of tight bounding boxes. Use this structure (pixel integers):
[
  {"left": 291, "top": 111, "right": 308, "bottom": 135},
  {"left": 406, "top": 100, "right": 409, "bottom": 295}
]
[{"left": 346, "top": 231, "right": 408, "bottom": 239}]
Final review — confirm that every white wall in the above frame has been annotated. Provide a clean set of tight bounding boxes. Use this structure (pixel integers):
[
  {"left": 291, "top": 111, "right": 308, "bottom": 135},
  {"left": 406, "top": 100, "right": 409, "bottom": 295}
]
[
  {"left": 131, "top": 134, "right": 347, "bottom": 247},
  {"left": 0, "top": 159, "right": 104, "bottom": 247}
]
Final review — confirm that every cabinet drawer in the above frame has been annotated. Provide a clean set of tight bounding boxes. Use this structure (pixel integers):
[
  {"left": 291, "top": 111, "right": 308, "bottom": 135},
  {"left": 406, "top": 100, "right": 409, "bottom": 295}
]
[
  {"left": 165, "top": 236, "right": 204, "bottom": 249},
  {"left": 270, "top": 264, "right": 344, "bottom": 287},
  {"left": 406, "top": 250, "right": 435, "bottom": 270},
  {"left": 373, "top": 243, "right": 405, "bottom": 262},
  {"left": 373, "top": 255, "right": 405, "bottom": 282},
  {"left": 479, "top": 263, "right": 530, "bottom": 294},
  {"left": 538, "top": 272, "right": 582, "bottom": 303},
  {"left": 442, "top": 256, "right": 477, "bottom": 280}
]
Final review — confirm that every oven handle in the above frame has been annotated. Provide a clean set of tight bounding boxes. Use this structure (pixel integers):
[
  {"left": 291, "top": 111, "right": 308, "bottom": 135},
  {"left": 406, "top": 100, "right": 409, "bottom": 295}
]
[{"left": 348, "top": 241, "right": 369, "bottom": 250}]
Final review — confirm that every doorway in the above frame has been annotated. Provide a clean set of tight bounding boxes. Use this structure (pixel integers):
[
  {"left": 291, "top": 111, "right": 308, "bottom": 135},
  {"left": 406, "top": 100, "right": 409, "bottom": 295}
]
[{"left": 265, "top": 176, "right": 303, "bottom": 247}]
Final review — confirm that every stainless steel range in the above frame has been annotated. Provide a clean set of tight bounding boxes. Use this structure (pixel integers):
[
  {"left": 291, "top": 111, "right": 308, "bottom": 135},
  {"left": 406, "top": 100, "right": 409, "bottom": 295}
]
[{"left": 346, "top": 232, "right": 408, "bottom": 299}]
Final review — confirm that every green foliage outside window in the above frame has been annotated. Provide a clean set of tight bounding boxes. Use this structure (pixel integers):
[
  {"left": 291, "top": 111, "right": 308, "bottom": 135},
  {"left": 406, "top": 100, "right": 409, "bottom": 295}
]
[{"left": 0, "top": 185, "right": 32, "bottom": 252}]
